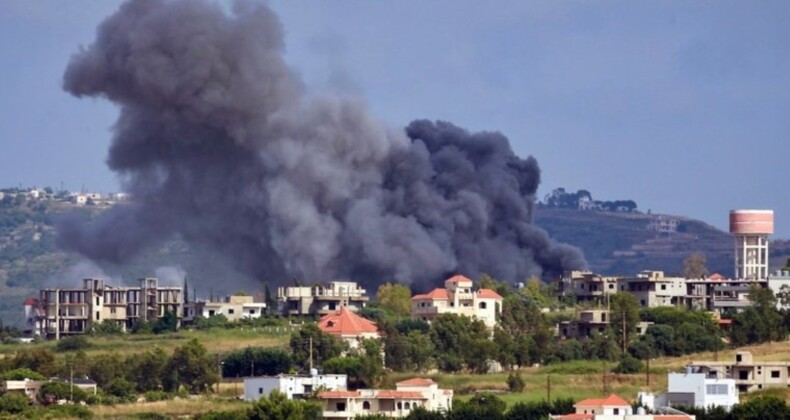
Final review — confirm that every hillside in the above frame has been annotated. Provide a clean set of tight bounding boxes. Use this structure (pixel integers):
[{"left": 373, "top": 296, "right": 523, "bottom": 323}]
[
  {"left": 1, "top": 197, "right": 788, "bottom": 326},
  {"left": 536, "top": 208, "right": 732, "bottom": 277}
]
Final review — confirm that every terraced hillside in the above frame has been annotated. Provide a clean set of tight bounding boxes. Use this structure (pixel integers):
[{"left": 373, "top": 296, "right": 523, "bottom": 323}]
[{"left": 534, "top": 208, "right": 734, "bottom": 277}]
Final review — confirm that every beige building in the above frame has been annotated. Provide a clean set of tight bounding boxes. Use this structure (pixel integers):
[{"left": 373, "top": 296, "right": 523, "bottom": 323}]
[
  {"left": 37, "top": 277, "right": 182, "bottom": 339},
  {"left": 319, "top": 378, "right": 452, "bottom": 419},
  {"left": 617, "top": 271, "right": 686, "bottom": 308},
  {"left": 688, "top": 351, "right": 790, "bottom": 393},
  {"left": 277, "top": 281, "right": 368, "bottom": 316},
  {"left": 558, "top": 309, "right": 653, "bottom": 339},
  {"left": 560, "top": 271, "right": 619, "bottom": 304},
  {"left": 410, "top": 275, "right": 502, "bottom": 329},
  {"left": 188, "top": 295, "right": 266, "bottom": 322}
]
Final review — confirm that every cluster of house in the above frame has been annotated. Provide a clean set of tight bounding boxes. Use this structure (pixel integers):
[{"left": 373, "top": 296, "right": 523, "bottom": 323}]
[
  {"left": 0, "top": 187, "right": 130, "bottom": 206},
  {"left": 0, "top": 376, "right": 97, "bottom": 403}
]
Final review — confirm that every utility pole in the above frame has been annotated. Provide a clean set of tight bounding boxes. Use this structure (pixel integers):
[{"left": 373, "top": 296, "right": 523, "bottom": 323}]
[
  {"left": 251, "top": 360, "right": 254, "bottom": 377},
  {"left": 70, "top": 364, "right": 74, "bottom": 402},
  {"left": 602, "top": 362, "right": 608, "bottom": 394},
  {"left": 646, "top": 358, "right": 650, "bottom": 387},
  {"left": 547, "top": 374, "right": 551, "bottom": 401},
  {"left": 309, "top": 336, "right": 314, "bottom": 371},
  {"left": 622, "top": 310, "right": 627, "bottom": 354}
]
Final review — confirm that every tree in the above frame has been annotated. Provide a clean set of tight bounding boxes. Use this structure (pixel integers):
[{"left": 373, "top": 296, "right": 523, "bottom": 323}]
[
  {"left": 89, "top": 352, "right": 126, "bottom": 389},
  {"left": 683, "top": 253, "right": 709, "bottom": 279},
  {"left": 0, "top": 392, "right": 29, "bottom": 416},
  {"left": 2, "top": 367, "right": 45, "bottom": 380},
  {"left": 290, "top": 324, "right": 347, "bottom": 371},
  {"left": 609, "top": 293, "right": 639, "bottom": 353},
  {"left": 55, "top": 335, "right": 91, "bottom": 352},
  {"left": 106, "top": 377, "right": 137, "bottom": 401},
  {"left": 165, "top": 339, "right": 218, "bottom": 393},
  {"left": 38, "top": 381, "right": 87, "bottom": 404},
  {"left": 126, "top": 347, "right": 169, "bottom": 392},
  {"left": 153, "top": 310, "right": 179, "bottom": 334},
  {"left": 731, "top": 286, "right": 785, "bottom": 346},
  {"left": 376, "top": 283, "right": 412, "bottom": 317},
  {"left": 248, "top": 390, "right": 321, "bottom": 420},
  {"left": 12, "top": 348, "right": 57, "bottom": 376},
  {"left": 222, "top": 347, "right": 292, "bottom": 378},
  {"left": 613, "top": 354, "right": 643, "bottom": 374},
  {"left": 506, "top": 371, "right": 525, "bottom": 392},
  {"left": 449, "top": 392, "right": 506, "bottom": 420},
  {"left": 430, "top": 314, "right": 491, "bottom": 372}
]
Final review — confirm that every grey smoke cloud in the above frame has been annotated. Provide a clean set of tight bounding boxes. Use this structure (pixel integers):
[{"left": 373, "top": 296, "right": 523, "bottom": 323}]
[{"left": 59, "top": 0, "right": 585, "bottom": 287}]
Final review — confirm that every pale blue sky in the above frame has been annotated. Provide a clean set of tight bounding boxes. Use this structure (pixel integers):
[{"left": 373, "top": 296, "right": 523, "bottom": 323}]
[{"left": 1, "top": 1, "right": 789, "bottom": 236}]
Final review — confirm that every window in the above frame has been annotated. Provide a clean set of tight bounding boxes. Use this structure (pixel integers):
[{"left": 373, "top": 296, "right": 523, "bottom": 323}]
[
  {"left": 110, "top": 308, "right": 116, "bottom": 314},
  {"left": 96, "top": 297, "right": 100, "bottom": 305},
  {"left": 397, "top": 402, "right": 402, "bottom": 410},
  {"left": 640, "top": 299, "right": 646, "bottom": 306},
  {"left": 258, "top": 388, "right": 263, "bottom": 394},
  {"left": 363, "top": 401, "right": 371, "bottom": 410},
  {"left": 228, "top": 309, "right": 235, "bottom": 315},
  {"left": 96, "top": 311, "right": 100, "bottom": 320},
  {"left": 736, "top": 354, "right": 743, "bottom": 363},
  {"left": 479, "top": 302, "right": 487, "bottom": 309},
  {"left": 614, "top": 408, "right": 620, "bottom": 414},
  {"left": 608, "top": 284, "right": 614, "bottom": 289},
  {"left": 706, "top": 384, "right": 728, "bottom": 395},
  {"left": 772, "top": 370, "right": 781, "bottom": 378},
  {"left": 208, "top": 310, "right": 215, "bottom": 316},
  {"left": 661, "top": 285, "right": 666, "bottom": 290},
  {"left": 329, "top": 302, "right": 336, "bottom": 310},
  {"left": 249, "top": 309, "right": 255, "bottom": 314},
  {"left": 405, "top": 402, "right": 411, "bottom": 409},
  {"left": 336, "top": 402, "right": 346, "bottom": 412}
]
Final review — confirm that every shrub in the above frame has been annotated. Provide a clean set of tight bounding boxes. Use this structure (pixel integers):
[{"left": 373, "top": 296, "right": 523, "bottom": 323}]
[
  {"left": 38, "top": 381, "right": 88, "bottom": 404},
  {"left": 106, "top": 378, "right": 136, "bottom": 401},
  {"left": 194, "top": 314, "right": 230, "bottom": 330},
  {"left": 55, "top": 335, "right": 91, "bottom": 352},
  {"left": 506, "top": 371, "right": 526, "bottom": 392},
  {"left": 0, "top": 392, "right": 30, "bottom": 415},
  {"left": 143, "top": 390, "right": 170, "bottom": 402},
  {"left": 45, "top": 403, "right": 93, "bottom": 419},
  {"left": 613, "top": 354, "right": 643, "bottom": 374},
  {"left": 90, "top": 321, "right": 124, "bottom": 336}
]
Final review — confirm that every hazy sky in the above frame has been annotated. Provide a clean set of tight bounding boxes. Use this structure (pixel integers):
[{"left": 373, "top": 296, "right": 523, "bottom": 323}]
[{"left": 1, "top": 1, "right": 789, "bottom": 237}]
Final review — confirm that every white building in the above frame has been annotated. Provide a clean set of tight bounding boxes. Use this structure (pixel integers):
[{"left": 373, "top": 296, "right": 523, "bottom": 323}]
[
  {"left": 243, "top": 373, "right": 348, "bottom": 402},
  {"left": 552, "top": 394, "right": 696, "bottom": 420},
  {"left": 410, "top": 275, "right": 502, "bottom": 329},
  {"left": 318, "top": 378, "right": 452, "bottom": 419}
]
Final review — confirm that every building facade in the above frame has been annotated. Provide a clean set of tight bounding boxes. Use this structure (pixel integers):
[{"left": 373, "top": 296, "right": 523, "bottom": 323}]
[
  {"left": 617, "top": 271, "right": 687, "bottom": 308},
  {"left": 185, "top": 295, "right": 266, "bottom": 323},
  {"left": 687, "top": 351, "right": 790, "bottom": 393},
  {"left": 36, "top": 277, "right": 182, "bottom": 339},
  {"left": 277, "top": 281, "right": 368, "bottom": 316},
  {"left": 318, "top": 378, "right": 452, "bottom": 419},
  {"left": 410, "top": 275, "right": 502, "bottom": 329}
]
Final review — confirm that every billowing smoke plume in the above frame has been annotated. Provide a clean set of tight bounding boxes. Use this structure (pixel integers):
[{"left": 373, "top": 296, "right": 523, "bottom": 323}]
[{"left": 59, "top": 0, "right": 585, "bottom": 287}]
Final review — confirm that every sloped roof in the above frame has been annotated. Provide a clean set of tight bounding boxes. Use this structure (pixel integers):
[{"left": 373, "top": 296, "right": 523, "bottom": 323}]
[
  {"left": 477, "top": 288, "right": 503, "bottom": 300},
  {"left": 23, "top": 298, "right": 37, "bottom": 306},
  {"left": 575, "top": 394, "right": 630, "bottom": 407},
  {"left": 318, "top": 306, "right": 380, "bottom": 336},
  {"left": 411, "top": 288, "right": 449, "bottom": 301},
  {"left": 709, "top": 273, "right": 725, "bottom": 281},
  {"left": 318, "top": 390, "right": 360, "bottom": 398},
  {"left": 445, "top": 275, "right": 473, "bottom": 284},
  {"left": 396, "top": 378, "right": 436, "bottom": 387},
  {"left": 555, "top": 415, "right": 593, "bottom": 420}
]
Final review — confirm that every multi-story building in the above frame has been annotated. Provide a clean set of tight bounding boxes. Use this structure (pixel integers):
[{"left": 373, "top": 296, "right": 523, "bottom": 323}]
[
  {"left": 243, "top": 373, "right": 348, "bottom": 402},
  {"left": 410, "top": 275, "right": 502, "bottom": 329},
  {"left": 36, "top": 277, "right": 182, "bottom": 339},
  {"left": 684, "top": 276, "right": 769, "bottom": 312},
  {"left": 318, "top": 378, "right": 452, "bottom": 419},
  {"left": 277, "top": 281, "right": 368, "bottom": 316},
  {"left": 558, "top": 271, "right": 619, "bottom": 304},
  {"left": 639, "top": 369, "right": 738, "bottom": 412},
  {"left": 185, "top": 295, "right": 266, "bottom": 323},
  {"left": 687, "top": 351, "right": 790, "bottom": 393},
  {"left": 557, "top": 309, "right": 653, "bottom": 340},
  {"left": 617, "top": 271, "right": 686, "bottom": 308}
]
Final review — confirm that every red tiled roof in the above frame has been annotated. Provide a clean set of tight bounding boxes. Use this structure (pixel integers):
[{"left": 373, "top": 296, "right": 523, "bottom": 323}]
[
  {"left": 575, "top": 394, "right": 629, "bottom": 408},
  {"left": 376, "top": 390, "right": 427, "bottom": 399},
  {"left": 718, "top": 319, "right": 733, "bottom": 325},
  {"left": 23, "top": 298, "right": 38, "bottom": 306},
  {"left": 709, "top": 273, "right": 725, "bottom": 281},
  {"left": 318, "top": 306, "right": 380, "bottom": 336},
  {"left": 396, "top": 378, "right": 436, "bottom": 387},
  {"left": 445, "top": 275, "right": 473, "bottom": 284},
  {"left": 411, "top": 288, "right": 449, "bottom": 301},
  {"left": 556, "top": 415, "right": 593, "bottom": 420},
  {"left": 654, "top": 416, "right": 695, "bottom": 420},
  {"left": 477, "top": 288, "right": 503, "bottom": 300},
  {"left": 318, "top": 390, "right": 360, "bottom": 398}
]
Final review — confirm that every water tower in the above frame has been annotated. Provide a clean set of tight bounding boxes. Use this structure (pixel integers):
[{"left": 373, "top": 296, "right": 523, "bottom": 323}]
[{"left": 729, "top": 210, "right": 774, "bottom": 279}]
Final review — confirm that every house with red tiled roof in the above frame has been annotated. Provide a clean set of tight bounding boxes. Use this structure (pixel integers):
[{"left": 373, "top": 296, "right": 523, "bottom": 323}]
[
  {"left": 551, "top": 394, "right": 696, "bottom": 420},
  {"left": 410, "top": 275, "right": 502, "bottom": 329},
  {"left": 318, "top": 377, "right": 452, "bottom": 419},
  {"left": 318, "top": 306, "right": 382, "bottom": 349}
]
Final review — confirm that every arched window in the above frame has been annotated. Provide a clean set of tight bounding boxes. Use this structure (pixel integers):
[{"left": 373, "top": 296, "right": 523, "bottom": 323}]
[
  {"left": 479, "top": 302, "right": 487, "bottom": 309},
  {"left": 363, "top": 401, "right": 371, "bottom": 410},
  {"left": 405, "top": 402, "right": 411, "bottom": 410},
  {"left": 397, "top": 402, "right": 402, "bottom": 410}
]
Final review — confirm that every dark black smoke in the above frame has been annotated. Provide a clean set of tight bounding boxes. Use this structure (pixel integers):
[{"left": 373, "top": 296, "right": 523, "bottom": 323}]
[{"left": 59, "top": 0, "right": 585, "bottom": 287}]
